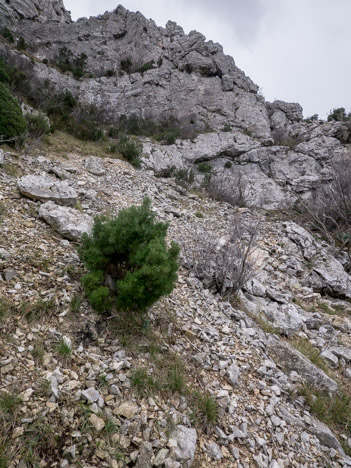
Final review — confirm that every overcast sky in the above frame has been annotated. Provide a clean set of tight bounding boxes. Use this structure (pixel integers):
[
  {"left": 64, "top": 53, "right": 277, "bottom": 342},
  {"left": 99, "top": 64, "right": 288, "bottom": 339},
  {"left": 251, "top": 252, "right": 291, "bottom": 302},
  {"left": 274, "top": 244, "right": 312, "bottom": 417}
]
[{"left": 64, "top": 0, "right": 351, "bottom": 119}]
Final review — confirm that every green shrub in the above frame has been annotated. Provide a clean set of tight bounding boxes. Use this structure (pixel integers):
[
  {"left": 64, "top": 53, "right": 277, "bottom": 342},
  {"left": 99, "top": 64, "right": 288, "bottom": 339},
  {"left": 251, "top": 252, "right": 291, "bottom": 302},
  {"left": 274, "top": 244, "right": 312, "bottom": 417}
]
[
  {"left": 2, "top": 28, "right": 14, "bottom": 43},
  {"left": 328, "top": 107, "right": 350, "bottom": 122},
  {"left": 54, "top": 46, "right": 87, "bottom": 79},
  {"left": 137, "top": 61, "right": 155, "bottom": 74},
  {"left": 79, "top": 198, "right": 179, "bottom": 315},
  {"left": 224, "top": 161, "right": 232, "bottom": 169},
  {"left": 0, "top": 59, "right": 9, "bottom": 84},
  {"left": 116, "top": 134, "right": 142, "bottom": 168},
  {"left": 25, "top": 114, "right": 50, "bottom": 139},
  {"left": 0, "top": 82, "right": 26, "bottom": 144},
  {"left": 197, "top": 162, "right": 212, "bottom": 174},
  {"left": 120, "top": 57, "right": 132, "bottom": 73},
  {"left": 112, "top": 115, "right": 183, "bottom": 145},
  {"left": 16, "top": 36, "right": 26, "bottom": 51}
]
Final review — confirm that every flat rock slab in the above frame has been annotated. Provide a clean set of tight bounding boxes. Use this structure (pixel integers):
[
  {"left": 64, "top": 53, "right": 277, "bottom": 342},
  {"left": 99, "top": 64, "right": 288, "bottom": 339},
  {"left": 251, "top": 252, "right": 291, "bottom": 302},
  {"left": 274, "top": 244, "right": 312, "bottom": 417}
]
[
  {"left": 17, "top": 174, "right": 77, "bottom": 207},
  {"left": 266, "top": 336, "right": 338, "bottom": 395},
  {"left": 39, "top": 201, "right": 93, "bottom": 241},
  {"left": 84, "top": 157, "right": 106, "bottom": 176}
]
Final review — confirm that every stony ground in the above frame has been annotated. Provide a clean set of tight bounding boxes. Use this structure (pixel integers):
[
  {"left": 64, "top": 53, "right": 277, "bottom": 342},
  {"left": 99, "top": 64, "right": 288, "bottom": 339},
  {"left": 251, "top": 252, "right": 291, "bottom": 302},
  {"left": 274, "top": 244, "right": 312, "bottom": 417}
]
[{"left": 1, "top": 139, "right": 351, "bottom": 467}]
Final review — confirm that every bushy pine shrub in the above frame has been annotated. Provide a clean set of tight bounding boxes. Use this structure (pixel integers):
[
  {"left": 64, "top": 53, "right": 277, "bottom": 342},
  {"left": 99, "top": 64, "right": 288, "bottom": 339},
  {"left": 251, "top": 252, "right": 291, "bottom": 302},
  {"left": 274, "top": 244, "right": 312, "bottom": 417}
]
[
  {"left": 79, "top": 198, "right": 179, "bottom": 314},
  {"left": 0, "top": 82, "right": 26, "bottom": 144}
]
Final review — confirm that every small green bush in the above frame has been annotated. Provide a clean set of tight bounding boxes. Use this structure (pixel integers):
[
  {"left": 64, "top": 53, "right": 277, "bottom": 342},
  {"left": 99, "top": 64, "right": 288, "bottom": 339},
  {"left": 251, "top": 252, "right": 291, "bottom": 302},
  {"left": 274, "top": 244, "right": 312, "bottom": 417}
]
[
  {"left": 197, "top": 162, "right": 212, "bottom": 174},
  {"left": 16, "top": 36, "right": 26, "bottom": 51},
  {"left": 224, "top": 161, "right": 232, "bottom": 169},
  {"left": 0, "top": 59, "right": 9, "bottom": 84},
  {"left": 55, "top": 46, "right": 88, "bottom": 79},
  {"left": 120, "top": 57, "right": 132, "bottom": 73},
  {"left": 116, "top": 134, "right": 142, "bottom": 168},
  {"left": 327, "top": 107, "right": 350, "bottom": 122},
  {"left": 137, "top": 61, "right": 155, "bottom": 74},
  {"left": 0, "top": 82, "right": 26, "bottom": 144},
  {"left": 79, "top": 198, "right": 179, "bottom": 315},
  {"left": 25, "top": 114, "right": 50, "bottom": 139},
  {"left": 2, "top": 28, "right": 14, "bottom": 43}
]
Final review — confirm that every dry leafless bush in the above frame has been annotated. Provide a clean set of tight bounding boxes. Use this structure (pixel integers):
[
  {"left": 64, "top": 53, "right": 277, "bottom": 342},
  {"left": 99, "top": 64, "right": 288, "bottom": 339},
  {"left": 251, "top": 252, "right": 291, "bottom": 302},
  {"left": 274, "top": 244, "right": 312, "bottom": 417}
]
[
  {"left": 272, "top": 128, "right": 304, "bottom": 148},
  {"left": 297, "top": 155, "right": 351, "bottom": 269},
  {"left": 182, "top": 215, "right": 260, "bottom": 297},
  {"left": 207, "top": 171, "right": 247, "bottom": 207}
]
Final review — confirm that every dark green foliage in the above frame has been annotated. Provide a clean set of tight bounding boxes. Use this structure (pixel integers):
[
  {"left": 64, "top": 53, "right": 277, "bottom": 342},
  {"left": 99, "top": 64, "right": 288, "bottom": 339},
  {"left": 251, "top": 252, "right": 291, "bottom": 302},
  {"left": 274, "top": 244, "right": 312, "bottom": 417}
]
[
  {"left": 55, "top": 46, "right": 88, "bottom": 79},
  {"left": 116, "top": 134, "right": 142, "bottom": 167},
  {"left": 2, "top": 28, "right": 14, "bottom": 43},
  {"left": 0, "top": 59, "right": 9, "bottom": 83},
  {"left": 120, "top": 57, "right": 132, "bottom": 73},
  {"left": 197, "top": 162, "right": 212, "bottom": 173},
  {"left": 46, "top": 91, "right": 77, "bottom": 129},
  {"left": 0, "top": 82, "right": 26, "bottom": 144},
  {"left": 224, "top": 161, "right": 232, "bottom": 169},
  {"left": 79, "top": 198, "right": 179, "bottom": 315},
  {"left": 328, "top": 107, "right": 351, "bottom": 122},
  {"left": 105, "top": 69, "right": 115, "bottom": 77},
  {"left": 25, "top": 114, "right": 50, "bottom": 139},
  {"left": 111, "top": 114, "right": 182, "bottom": 145},
  {"left": 175, "top": 168, "right": 194, "bottom": 187},
  {"left": 16, "top": 37, "right": 26, "bottom": 51},
  {"left": 137, "top": 60, "right": 155, "bottom": 74}
]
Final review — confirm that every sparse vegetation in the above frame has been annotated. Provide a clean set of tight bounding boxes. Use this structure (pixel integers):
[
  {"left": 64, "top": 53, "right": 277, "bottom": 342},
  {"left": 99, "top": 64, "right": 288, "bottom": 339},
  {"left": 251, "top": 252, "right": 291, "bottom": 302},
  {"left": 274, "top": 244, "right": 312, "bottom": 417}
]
[
  {"left": 197, "top": 162, "right": 212, "bottom": 174},
  {"left": 0, "top": 60, "right": 26, "bottom": 145},
  {"left": 327, "top": 107, "right": 351, "bottom": 122},
  {"left": 25, "top": 113, "right": 50, "bottom": 140},
  {"left": 191, "top": 392, "right": 218, "bottom": 433},
  {"left": 299, "top": 385, "right": 351, "bottom": 439},
  {"left": 79, "top": 198, "right": 179, "bottom": 316},
  {"left": 183, "top": 215, "right": 259, "bottom": 297},
  {"left": 115, "top": 134, "right": 142, "bottom": 168},
  {"left": 54, "top": 46, "right": 88, "bottom": 78},
  {"left": 291, "top": 337, "right": 329, "bottom": 373},
  {"left": 295, "top": 155, "right": 351, "bottom": 270}
]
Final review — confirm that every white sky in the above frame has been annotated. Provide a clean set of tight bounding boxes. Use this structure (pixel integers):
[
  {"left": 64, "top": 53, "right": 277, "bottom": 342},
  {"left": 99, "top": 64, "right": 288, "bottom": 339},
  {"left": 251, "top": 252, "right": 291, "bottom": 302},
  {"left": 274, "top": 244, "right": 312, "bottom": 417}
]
[{"left": 63, "top": 0, "right": 351, "bottom": 119}]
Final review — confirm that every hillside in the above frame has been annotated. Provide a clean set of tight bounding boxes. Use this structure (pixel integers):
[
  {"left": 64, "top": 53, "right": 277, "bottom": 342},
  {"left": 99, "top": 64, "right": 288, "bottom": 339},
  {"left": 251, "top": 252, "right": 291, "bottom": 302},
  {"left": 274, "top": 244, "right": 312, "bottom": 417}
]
[{"left": 1, "top": 1, "right": 351, "bottom": 467}]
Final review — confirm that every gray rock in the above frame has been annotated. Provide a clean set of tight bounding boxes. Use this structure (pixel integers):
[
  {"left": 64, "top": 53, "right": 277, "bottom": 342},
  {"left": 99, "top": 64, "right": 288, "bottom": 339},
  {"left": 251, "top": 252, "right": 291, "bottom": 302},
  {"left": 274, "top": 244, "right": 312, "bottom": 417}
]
[
  {"left": 4, "top": 268, "right": 17, "bottom": 282},
  {"left": 207, "top": 441, "right": 223, "bottom": 460},
  {"left": 0, "top": 150, "right": 4, "bottom": 165},
  {"left": 81, "top": 388, "right": 100, "bottom": 403},
  {"left": 135, "top": 442, "right": 153, "bottom": 468},
  {"left": 329, "top": 346, "right": 351, "bottom": 363},
  {"left": 227, "top": 363, "right": 240, "bottom": 386},
  {"left": 169, "top": 425, "right": 197, "bottom": 468},
  {"left": 39, "top": 201, "right": 93, "bottom": 241},
  {"left": 153, "top": 448, "right": 169, "bottom": 466},
  {"left": 321, "top": 350, "right": 339, "bottom": 369},
  {"left": 17, "top": 175, "right": 77, "bottom": 207},
  {"left": 309, "top": 418, "right": 341, "bottom": 450},
  {"left": 84, "top": 157, "right": 106, "bottom": 176},
  {"left": 266, "top": 336, "right": 338, "bottom": 394}
]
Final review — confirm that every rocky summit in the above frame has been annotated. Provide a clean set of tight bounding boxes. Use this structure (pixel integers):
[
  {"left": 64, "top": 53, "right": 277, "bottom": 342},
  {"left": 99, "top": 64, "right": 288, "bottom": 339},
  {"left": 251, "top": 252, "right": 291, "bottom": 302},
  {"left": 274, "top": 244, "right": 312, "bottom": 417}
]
[{"left": 1, "top": 1, "right": 351, "bottom": 467}]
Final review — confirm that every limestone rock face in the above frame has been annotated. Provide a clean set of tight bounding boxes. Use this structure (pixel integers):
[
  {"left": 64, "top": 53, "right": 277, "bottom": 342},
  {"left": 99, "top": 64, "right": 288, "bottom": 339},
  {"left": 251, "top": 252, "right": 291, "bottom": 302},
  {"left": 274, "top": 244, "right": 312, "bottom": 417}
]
[
  {"left": 0, "top": 0, "right": 71, "bottom": 25},
  {"left": 0, "top": 4, "right": 271, "bottom": 137},
  {"left": 17, "top": 174, "right": 77, "bottom": 207},
  {"left": 38, "top": 201, "right": 93, "bottom": 241}
]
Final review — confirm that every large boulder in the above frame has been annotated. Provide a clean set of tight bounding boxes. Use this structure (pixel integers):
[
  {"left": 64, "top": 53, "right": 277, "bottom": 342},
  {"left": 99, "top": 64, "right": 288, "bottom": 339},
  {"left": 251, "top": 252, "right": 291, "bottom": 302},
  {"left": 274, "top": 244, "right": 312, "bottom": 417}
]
[
  {"left": 39, "top": 201, "right": 93, "bottom": 241},
  {"left": 266, "top": 336, "right": 338, "bottom": 395},
  {"left": 17, "top": 174, "right": 77, "bottom": 207}
]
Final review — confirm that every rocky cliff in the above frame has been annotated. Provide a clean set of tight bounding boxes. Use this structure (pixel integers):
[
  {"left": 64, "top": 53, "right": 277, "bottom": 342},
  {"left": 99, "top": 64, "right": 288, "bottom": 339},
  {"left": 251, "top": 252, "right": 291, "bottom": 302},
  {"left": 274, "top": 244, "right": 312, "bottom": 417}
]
[
  {"left": 1, "top": 1, "right": 351, "bottom": 467},
  {"left": 1, "top": 0, "right": 350, "bottom": 209}
]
